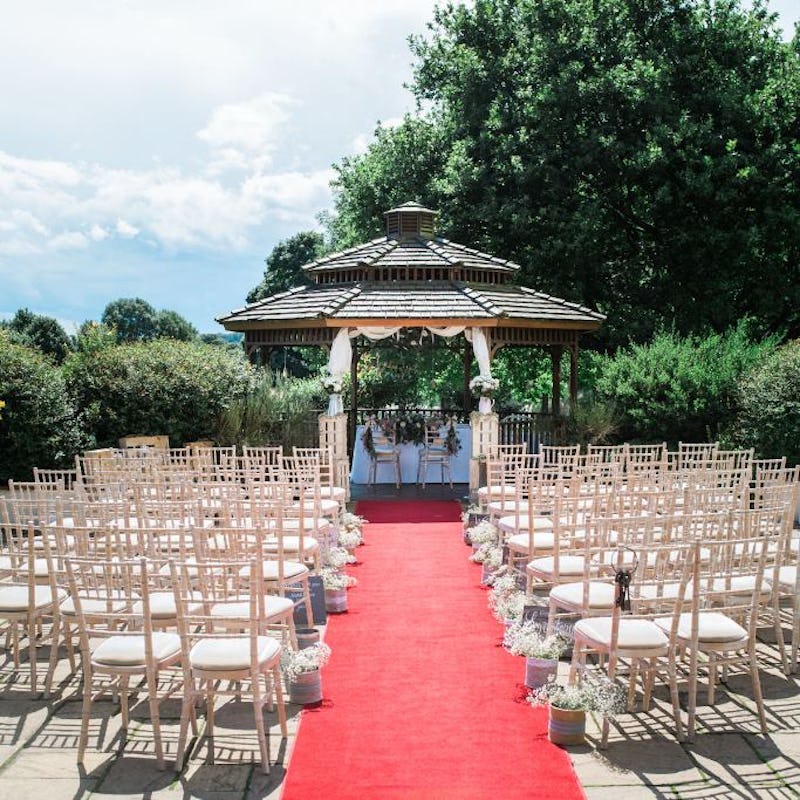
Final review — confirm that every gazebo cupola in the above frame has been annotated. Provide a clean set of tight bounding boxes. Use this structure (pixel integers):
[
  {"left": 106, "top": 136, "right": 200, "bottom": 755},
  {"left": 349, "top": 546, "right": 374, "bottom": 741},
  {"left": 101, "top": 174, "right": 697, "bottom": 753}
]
[{"left": 384, "top": 201, "right": 437, "bottom": 240}]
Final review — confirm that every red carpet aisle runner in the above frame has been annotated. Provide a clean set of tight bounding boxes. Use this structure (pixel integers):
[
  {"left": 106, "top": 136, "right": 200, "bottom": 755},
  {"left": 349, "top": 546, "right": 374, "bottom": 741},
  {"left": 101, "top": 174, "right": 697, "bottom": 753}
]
[{"left": 282, "top": 500, "right": 587, "bottom": 800}]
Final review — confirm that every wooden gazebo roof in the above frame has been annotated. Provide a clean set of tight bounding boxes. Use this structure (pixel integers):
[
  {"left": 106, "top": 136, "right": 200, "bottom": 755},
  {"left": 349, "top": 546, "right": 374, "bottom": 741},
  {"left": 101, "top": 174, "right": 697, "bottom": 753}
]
[{"left": 218, "top": 202, "right": 604, "bottom": 354}]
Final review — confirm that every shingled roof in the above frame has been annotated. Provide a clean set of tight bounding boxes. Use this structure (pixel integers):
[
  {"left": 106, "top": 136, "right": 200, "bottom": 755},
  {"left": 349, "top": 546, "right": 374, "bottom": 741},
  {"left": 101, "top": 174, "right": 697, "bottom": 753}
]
[{"left": 217, "top": 202, "right": 604, "bottom": 332}]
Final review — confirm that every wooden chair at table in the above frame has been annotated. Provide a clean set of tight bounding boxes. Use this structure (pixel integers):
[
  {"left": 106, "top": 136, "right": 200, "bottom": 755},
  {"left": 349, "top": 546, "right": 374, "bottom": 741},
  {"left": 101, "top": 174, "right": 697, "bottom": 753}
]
[
  {"left": 366, "top": 424, "right": 401, "bottom": 488},
  {"left": 64, "top": 555, "right": 183, "bottom": 769},
  {"left": 169, "top": 556, "right": 288, "bottom": 774},
  {"left": 416, "top": 426, "right": 453, "bottom": 489}
]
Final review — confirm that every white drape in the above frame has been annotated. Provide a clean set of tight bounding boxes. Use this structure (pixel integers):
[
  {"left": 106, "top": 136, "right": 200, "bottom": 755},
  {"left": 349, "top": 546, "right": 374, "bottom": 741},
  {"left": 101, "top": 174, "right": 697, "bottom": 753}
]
[
  {"left": 327, "top": 325, "right": 493, "bottom": 380},
  {"left": 468, "top": 327, "right": 492, "bottom": 377},
  {"left": 327, "top": 328, "right": 353, "bottom": 380}
]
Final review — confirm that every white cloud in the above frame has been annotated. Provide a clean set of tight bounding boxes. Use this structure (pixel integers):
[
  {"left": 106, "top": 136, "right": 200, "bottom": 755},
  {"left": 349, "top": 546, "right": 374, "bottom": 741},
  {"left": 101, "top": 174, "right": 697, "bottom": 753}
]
[
  {"left": 351, "top": 116, "right": 406, "bottom": 155},
  {"left": 197, "top": 92, "right": 297, "bottom": 170},
  {"left": 115, "top": 219, "right": 139, "bottom": 238},
  {"left": 48, "top": 231, "right": 88, "bottom": 250},
  {"left": 88, "top": 224, "right": 107, "bottom": 241}
]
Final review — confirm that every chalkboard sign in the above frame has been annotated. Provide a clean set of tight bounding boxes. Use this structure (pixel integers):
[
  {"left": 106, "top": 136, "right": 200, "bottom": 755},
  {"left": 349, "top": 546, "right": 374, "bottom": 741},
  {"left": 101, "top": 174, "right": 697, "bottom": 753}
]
[
  {"left": 285, "top": 575, "right": 327, "bottom": 626},
  {"left": 522, "top": 603, "right": 577, "bottom": 659}
]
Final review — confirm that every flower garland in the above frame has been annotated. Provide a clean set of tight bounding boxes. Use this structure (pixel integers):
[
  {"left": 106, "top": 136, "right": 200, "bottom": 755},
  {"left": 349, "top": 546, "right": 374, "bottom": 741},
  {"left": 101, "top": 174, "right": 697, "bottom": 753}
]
[
  {"left": 469, "top": 375, "right": 499, "bottom": 397},
  {"left": 361, "top": 413, "right": 462, "bottom": 457}
]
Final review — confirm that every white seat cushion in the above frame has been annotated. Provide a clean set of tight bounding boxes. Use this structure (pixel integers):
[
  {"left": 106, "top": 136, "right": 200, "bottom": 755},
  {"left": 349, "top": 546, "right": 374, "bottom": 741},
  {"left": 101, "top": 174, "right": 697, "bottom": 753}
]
[
  {"left": 487, "top": 500, "right": 524, "bottom": 516},
  {"left": 506, "top": 531, "right": 555, "bottom": 552},
  {"left": 527, "top": 555, "right": 586, "bottom": 577},
  {"left": 498, "top": 514, "right": 554, "bottom": 535},
  {"left": 0, "top": 584, "right": 66, "bottom": 612},
  {"left": 240, "top": 561, "right": 308, "bottom": 581},
  {"left": 210, "top": 594, "right": 294, "bottom": 621},
  {"left": 778, "top": 565, "right": 798, "bottom": 590},
  {"left": 575, "top": 617, "right": 668, "bottom": 650},
  {"left": 60, "top": 593, "right": 128, "bottom": 617},
  {"left": 92, "top": 631, "right": 181, "bottom": 667},
  {"left": 550, "top": 581, "right": 615, "bottom": 609},
  {"left": 477, "top": 484, "right": 516, "bottom": 500},
  {"left": 656, "top": 611, "right": 747, "bottom": 644},
  {"left": 133, "top": 591, "right": 204, "bottom": 619},
  {"left": 306, "top": 486, "right": 346, "bottom": 503},
  {"left": 189, "top": 635, "right": 281, "bottom": 671},
  {"left": 290, "top": 499, "right": 339, "bottom": 516},
  {"left": 263, "top": 537, "right": 320, "bottom": 555}
]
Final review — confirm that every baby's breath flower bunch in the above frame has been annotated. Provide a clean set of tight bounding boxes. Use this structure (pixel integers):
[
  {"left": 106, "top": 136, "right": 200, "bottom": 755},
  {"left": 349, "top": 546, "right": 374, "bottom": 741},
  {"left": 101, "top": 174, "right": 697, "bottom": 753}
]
[
  {"left": 503, "top": 621, "right": 568, "bottom": 659},
  {"left": 325, "top": 546, "right": 355, "bottom": 570},
  {"left": 470, "top": 542, "right": 503, "bottom": 569},
  {"left": 338, "top": 528, "right": 362, "bottom": 550},
  {"left": 492, "top": 590, "right": 527, "bottom": 623},
  {"left": 284, "top": 642, "right": 332, "bottom": 683},
  {"left": 529, "top": 677, "right": 626, "bottom": 717},
  {"left": 321, "top": 567, "right": 357, "bottom": 591},
  {"left": 468, "top": 520, "right": 499, "bottom": 546}
]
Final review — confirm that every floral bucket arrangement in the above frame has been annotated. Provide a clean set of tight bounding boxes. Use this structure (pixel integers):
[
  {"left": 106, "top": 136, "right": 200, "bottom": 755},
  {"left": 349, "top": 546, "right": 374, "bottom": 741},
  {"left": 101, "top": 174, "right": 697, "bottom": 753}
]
[
  {"left": 470, "top": 375, "right": 499, "bottom": 414},
  {"left": 470, "top": 543, "right": 503, "bottom": 583},
  {"left": 321, "top": 567, "right": 357, "bottom": 613},
  {"left": 529, "top": 678, "right": 626, "bottom": 746},
  {"left": 467, "top": 520, "right": 499, "bottom": 551},
  {"left": 285, "top": 641, "right": 332, "bottom": 706},
  {"left": 503, "top": 621, "right": 568, "bottom": 689}
]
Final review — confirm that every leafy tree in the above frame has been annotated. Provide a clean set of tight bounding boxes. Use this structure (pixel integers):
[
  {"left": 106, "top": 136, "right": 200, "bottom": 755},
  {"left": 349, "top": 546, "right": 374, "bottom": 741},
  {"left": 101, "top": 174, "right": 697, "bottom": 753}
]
[
  {"left": 330, "top": 0, "right": 800, "bottom": 347},
  {"left": 75, "top": 320, "right": 118, "bottom": 353},
  {"left": 246, "top": 231, "right": 327, "bottom": 303},
  {"left": 0, "top": 331, "right": 88, "bottom": 482},
  {"left": 102, "top": 297, "right": 158, "bottom": 343},
  {"left": 155, "top": 309, "right": 197, "bottom": 341},
  {"left": 3, "top": 308, "right": 73, "bottom": 363}
]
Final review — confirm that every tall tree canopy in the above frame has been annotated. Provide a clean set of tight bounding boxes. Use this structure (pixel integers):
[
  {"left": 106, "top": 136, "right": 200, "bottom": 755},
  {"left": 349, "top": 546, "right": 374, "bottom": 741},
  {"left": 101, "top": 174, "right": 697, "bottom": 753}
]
[
  {"left": 246, "top": 231, "right": 327, "bottom": 303},
  {"left": 102, "top": 297, "right": 158, "bottom": 343},
  {"left": 330, "top": 0, "right": 800, "bottom": 347},
  {"left": 2, "top": 308, "right": 73, "bottom": 363}
]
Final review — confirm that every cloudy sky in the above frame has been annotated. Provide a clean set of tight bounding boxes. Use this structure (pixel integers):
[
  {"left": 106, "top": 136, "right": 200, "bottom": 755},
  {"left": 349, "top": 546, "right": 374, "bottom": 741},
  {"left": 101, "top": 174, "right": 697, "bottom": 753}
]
[{"left": 1, "top": 1, "right": 797, "bottom": 335}]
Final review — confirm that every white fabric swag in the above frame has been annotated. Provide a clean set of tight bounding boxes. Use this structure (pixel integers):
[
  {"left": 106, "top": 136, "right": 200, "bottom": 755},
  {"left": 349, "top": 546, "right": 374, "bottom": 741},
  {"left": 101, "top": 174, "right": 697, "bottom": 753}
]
[{"left": 326, "top": 325, "right": 494, "bottom": 381}]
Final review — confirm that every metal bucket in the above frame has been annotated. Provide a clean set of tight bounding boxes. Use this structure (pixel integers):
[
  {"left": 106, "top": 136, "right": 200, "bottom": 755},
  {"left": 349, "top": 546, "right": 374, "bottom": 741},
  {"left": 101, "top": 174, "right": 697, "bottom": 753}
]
[
  {"left": 289, "top": 669, "right": 323, "bottom": 706},
  {"left": 296, "top": 628, "right": 320, "bottom": 650}
]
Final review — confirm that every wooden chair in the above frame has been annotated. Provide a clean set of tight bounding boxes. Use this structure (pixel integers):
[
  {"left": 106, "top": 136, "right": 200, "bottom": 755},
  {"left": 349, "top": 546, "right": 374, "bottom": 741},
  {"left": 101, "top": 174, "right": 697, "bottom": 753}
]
[
  {"left": 0, "top": 506, "right": 64, "bottom": 697},
  {"left": 64, "top": 556, "right": 182, "bottom": 768},
  {"left": 367, "top": 427, "right": 401, "bottom": 488},
  {"left": 170, "top": 557, "right": 288, "bottom": 773},
  {"left": 476, "top": 443, "right": 528, "bottom": 508},
  {"left": 416, "top": 427, "right": 453, "bottom": 489}
]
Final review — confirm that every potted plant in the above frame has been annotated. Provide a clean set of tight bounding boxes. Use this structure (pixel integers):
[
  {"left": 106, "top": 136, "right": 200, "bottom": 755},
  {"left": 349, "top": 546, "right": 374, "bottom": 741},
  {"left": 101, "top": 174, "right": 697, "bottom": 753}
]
[
  {"left": 285, "top": 641, "right": 332, "bottom": 706},
  {"left": 461, "top": 504, "right": 488, "bottom": 542},
  {"left": 491, "top": 589, "right": 527, "bottom": 628},
  {"left": 338, "top": 527, "right": 362, "bottom": 557},
  {"left": 321, "top": 567, "right": 357, "bottom": 613},
  {"left": 503, "top": 621, "right": 568, "bottom": 689},
  {"left": 529, "top": 678, "right": 626, "bottom": 746}
]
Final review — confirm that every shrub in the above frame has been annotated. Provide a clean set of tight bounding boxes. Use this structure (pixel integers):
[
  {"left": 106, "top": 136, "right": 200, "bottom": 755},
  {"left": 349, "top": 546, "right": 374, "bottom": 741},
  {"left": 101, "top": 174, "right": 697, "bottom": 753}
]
[
  {"left": 593, "top": 322, "right": 776, "bottom": 445},
  {"left": 725, "top": 340, "right": 800, "bottom": 465},
  {"left": 215, "top": 370, "right": 324, "bottom": 450},
  {"left": 63, "top": 339, "right": 253, "bottom": 447},
  {"left": 0, "top": 333, "right": 88, "bottom": 482}
]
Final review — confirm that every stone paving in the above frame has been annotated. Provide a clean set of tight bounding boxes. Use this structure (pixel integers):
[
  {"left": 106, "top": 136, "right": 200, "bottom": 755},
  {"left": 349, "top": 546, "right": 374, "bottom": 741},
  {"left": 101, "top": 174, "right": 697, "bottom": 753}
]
[{"left": 2, "top": 617, "right": 800, "bottom": 798}]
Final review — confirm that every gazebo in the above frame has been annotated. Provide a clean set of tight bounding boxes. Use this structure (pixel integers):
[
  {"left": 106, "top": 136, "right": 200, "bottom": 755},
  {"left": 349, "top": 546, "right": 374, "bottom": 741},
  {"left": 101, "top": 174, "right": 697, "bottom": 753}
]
[{"left": 218, "top": 202, "right": 604, "bottom": 486}]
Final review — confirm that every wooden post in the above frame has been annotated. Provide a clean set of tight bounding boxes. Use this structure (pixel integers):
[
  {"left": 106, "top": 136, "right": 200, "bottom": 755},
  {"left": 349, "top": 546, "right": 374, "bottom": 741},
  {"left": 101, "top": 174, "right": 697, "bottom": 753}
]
[
  {"left": 350, "top": 341, "right": 359, "bottom": 455},
  {"left": 569, "top": 341, "right": 579, "bottom": 411},
  {"left": 551, "top": 345, "right": 563, "bottom": 416},
  {"left": 462, "top": 338, "right": 472, "bottom": 416}
]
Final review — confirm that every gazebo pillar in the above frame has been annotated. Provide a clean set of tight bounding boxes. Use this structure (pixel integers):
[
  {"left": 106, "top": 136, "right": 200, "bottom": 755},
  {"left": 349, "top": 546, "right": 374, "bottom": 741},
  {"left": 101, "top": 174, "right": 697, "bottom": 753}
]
[
  {"left": 462, "top": 338, "right": 472, "bottom": 415},
  {"left": 569, "top": 340, "right": 579, "bottom": 410},
  {"left": 550, "top": 345, "right": 563, "bottom": 416}
]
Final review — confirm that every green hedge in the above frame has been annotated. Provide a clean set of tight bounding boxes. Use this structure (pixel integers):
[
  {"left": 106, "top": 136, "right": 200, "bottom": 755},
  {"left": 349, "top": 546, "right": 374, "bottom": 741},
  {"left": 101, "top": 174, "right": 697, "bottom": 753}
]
[
  {"left": 0, "top": 333, "right": 88, "bottom": 482},
  {"left": 63, "top": 339, "right": 253, "bottom": 448},
  {"left": 593, "top": 323, "right": 776, "bottom": 445}
]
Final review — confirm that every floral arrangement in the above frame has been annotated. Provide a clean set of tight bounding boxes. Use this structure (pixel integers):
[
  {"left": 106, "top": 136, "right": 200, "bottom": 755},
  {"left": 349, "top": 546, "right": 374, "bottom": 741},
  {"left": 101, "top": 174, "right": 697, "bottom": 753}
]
[
  {"left": 503, "top": 621, "right": 568, "bottom": 659},
  {"left": 461, "top": 504, "right": 483, "bottom": 527},
  {"left": 342, "top": 512, "right": 367, "bottom": 531},
  {"left": 470, "top": 542, "right": 503, "bottom": 568},
  {"left": 325, "top": 546, "right": 355, "bottom": 569},
  {"left": 492, "top": 589, "right": 527, "bottom": 623},
  {"left": 321, "top": 566, "right": 357, "bottom": 591},
  {"left": 321, "top": 373, "right": 342, "bottom": 393},
  {"left": 338, "top": 528, "right": 363, "bottom": 550},
  {"left": 467, "top": 520, "right": 499, "bottom": 546},
  {"left": 469, "top": 375, "right": 500, "bottom": 397},
  {"left": 528, "top": 677, "right": 626, "bottom": 717},
  {"left": 284, "top": 641, "right": 332, "bottom": 683},
  {"left": 487, "top": 573, "right": 519, "bottom": 607}
]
